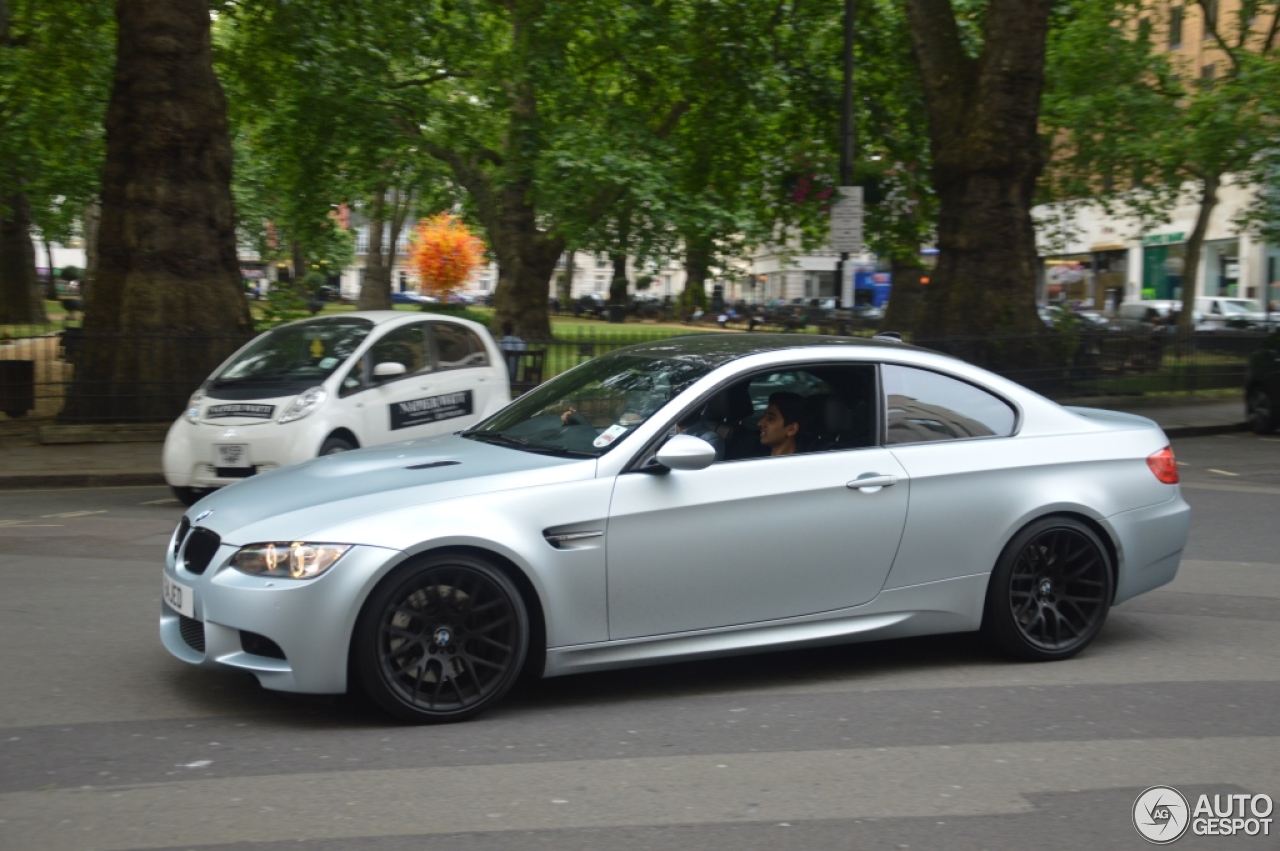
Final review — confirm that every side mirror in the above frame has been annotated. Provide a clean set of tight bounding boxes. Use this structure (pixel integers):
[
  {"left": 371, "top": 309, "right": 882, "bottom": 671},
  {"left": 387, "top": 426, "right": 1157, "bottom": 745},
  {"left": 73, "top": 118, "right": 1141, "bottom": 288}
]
[
  {"left": 373, "top": 362, "right": 407, "bottom": 378},
  {"left": 656, "top": 434, "right": 717, "bottom": 471}
]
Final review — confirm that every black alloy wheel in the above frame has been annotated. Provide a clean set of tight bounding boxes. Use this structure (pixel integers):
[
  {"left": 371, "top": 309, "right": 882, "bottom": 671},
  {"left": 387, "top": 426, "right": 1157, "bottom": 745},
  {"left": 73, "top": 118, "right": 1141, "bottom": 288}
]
[
  {"left": 355, "top": 554, "right": 529, "bottom": 723},
  {"left": 983, "top": 517, "right": 1114, "bottom": 662},
  {"left": 1248, "top": 387, "right": 1276, "bottom": 435}
]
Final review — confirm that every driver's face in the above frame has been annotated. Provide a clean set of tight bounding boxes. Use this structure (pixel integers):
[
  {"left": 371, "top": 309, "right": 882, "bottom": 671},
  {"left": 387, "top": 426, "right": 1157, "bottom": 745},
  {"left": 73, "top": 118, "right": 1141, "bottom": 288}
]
[{"left": 758, "top": 403, "right": 797, "bottom": 450}]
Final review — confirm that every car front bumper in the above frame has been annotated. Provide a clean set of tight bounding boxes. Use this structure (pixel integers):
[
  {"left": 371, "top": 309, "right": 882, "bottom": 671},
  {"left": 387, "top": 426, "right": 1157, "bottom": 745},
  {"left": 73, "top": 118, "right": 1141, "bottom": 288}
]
[{"left": 160, "top": 541, "right": 403, "bottom": 694}]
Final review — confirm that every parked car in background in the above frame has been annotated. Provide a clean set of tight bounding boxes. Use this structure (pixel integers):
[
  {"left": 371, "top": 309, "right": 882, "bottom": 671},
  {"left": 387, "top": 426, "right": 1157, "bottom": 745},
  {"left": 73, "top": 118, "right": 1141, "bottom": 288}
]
[
  {"left": 163, "top": 312, "right": 511, "bottom": 506},
  {"left": 389, "top": 291, "right": 438, "bottom": 306},
  {"left": 161, "top": 333, "right": 1189, "bottom": 723},
  {"left": 1195, "top": 296, "right": 1274, "bottom": 331},
  {"left": 1246, "top": 330, "right": 1280, "bottom": 434}
]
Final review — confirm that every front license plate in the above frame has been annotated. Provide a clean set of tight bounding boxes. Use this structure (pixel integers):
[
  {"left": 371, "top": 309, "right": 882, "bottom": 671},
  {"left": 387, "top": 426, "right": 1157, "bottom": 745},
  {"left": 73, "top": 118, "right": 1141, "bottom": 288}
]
[
  {"left": 163, "top": 573, "right": 194, "bottom": 618},
  {"left": 216, "top": 444, "right": 249, "bottom": 467}
]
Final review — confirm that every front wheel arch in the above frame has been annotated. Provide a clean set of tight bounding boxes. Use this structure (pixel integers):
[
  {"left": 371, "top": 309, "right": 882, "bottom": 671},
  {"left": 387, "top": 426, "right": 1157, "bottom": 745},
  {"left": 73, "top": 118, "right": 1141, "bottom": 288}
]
[
  {"left": 318, "top": 428, "right": 360, "bottom": 456},
  {"left": 346, "top": 545, "right": 548, "bottom": 697}
]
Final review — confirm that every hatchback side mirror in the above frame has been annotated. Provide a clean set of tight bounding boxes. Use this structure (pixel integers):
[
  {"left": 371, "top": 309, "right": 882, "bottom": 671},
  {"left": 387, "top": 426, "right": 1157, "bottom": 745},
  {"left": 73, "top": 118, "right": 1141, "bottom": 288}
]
[
  {"left": 373, "top": 362, "right": 407, "bottom": 378},
  {"left": 656, "top": 434, "right": 717, "bottom": 471}
]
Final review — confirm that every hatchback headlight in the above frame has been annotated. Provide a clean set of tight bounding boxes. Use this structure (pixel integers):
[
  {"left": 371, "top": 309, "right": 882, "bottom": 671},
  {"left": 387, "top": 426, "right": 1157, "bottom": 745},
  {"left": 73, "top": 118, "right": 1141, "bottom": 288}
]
[
  {"left": 278, "top": 386, "right": 327, "bottom": 424},
  {"left": 184, "top": 389, "right": 205, "bottom": 424},
  {"left": 230, "top": 542, "right": 351, "bottom": 579}
]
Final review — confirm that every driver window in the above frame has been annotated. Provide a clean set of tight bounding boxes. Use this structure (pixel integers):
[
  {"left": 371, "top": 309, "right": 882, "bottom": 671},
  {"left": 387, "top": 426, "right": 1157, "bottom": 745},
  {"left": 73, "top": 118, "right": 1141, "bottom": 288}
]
[
  {"left": 661, "top": 364, "right": 877, "bottom": 464},
  {"left": 368, "top": 323, "right": 431, "bottom": 381}
]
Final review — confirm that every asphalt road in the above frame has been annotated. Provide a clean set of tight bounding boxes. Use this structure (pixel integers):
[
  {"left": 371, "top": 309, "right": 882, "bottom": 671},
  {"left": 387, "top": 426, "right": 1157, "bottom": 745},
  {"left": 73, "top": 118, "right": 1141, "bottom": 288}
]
[{"left": 0, "top": 432, "right": 1277, "bottom": 850}]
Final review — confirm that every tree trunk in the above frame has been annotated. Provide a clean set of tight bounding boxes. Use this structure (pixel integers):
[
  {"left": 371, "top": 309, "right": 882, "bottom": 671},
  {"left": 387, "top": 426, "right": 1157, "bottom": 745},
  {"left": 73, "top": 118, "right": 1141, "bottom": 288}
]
[
  {"left": 488, "top": 187, "right": 561, "bottom": 338},
  {"left": 1177, "top": 172, "right": 1219, "bottom": 334},
  {"left": 682, "top": 238, "right": 712, "bottom": 312},
  {"left": 82, "top": 199, "right": 100, "bottom": 298},
  {"left": 387, "top": 187, "right": 412, "bottom": 296},
  {"left": 0, "top": 192, "right": 47, "bottom": 325},
  {"left": 559, "top": 250, "right": 574, "bottom": 308},
  {"left": 904, "top": 0, "right": 1051, "bottom": 359},
  {"left": 609, "top": 253, "right": 629, "bottom": 307},
  {"left": 357, "top": 187, "right": 390, "bottom": 310},
  {"left": 881, "top": 255, "right": 926, "bottom": 333},
  {"left": 62, "top": 0, "right": 252, "bottom": 423}
]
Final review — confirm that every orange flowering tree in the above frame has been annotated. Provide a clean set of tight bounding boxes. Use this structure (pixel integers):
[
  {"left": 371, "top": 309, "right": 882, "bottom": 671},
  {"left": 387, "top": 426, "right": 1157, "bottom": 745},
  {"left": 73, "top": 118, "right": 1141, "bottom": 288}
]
[{"left": 407, "top": 213, "right": 486, "bottom": 300}]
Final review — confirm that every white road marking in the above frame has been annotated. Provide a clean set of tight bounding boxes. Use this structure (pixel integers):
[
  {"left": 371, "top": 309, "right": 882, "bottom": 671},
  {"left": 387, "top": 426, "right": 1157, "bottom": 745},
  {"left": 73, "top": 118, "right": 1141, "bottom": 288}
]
[
  {"left": 1, "top": 736, "right": 1275, "bottom": 850},
  {"left": 1206, "top": 469, "right": 1240, "bottom": 477},
  {"left": 141, "top": 498, "right": 179, "bottom": 505},
  {"left": 39, "top": 510, "right": 108, "bottom": 518}
]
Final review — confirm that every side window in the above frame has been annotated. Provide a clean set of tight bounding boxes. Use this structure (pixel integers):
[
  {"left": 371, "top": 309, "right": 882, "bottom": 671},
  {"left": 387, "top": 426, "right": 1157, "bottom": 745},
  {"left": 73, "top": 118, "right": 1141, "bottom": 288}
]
[
  {"left": 882, "top": 365, "right": 1015, "bottom": 444},
  {"left": 432, "top": 322, "right": 489, "bottom": 369},
  {"left": 368, "top": 323, "right": 431, "bottom": 380},
  {"left": 338, "top": 360, "right": 366, "bottom": 398},
  {"left": 675, "top": 364, "right": 875, "bottom": 463}
]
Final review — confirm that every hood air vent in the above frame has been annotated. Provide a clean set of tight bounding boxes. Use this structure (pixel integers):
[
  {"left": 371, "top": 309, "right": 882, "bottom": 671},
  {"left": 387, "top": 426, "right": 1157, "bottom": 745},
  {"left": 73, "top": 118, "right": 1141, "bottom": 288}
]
[{"left": 405, "top": 460, "right": 461, "bottom": 470}]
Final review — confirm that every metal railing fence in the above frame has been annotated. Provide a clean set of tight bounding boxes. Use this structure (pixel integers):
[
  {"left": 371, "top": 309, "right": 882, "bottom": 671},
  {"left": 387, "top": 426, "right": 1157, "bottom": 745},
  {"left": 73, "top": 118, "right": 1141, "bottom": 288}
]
[{"left": 0, "top": 325, "right": 1264, "bottom": 428}]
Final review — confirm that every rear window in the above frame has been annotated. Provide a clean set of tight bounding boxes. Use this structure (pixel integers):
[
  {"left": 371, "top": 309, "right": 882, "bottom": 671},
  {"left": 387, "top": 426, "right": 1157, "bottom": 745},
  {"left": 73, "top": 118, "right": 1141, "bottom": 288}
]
[{"left": 883, "top": 365, "right": 1016, "bottom": 444}]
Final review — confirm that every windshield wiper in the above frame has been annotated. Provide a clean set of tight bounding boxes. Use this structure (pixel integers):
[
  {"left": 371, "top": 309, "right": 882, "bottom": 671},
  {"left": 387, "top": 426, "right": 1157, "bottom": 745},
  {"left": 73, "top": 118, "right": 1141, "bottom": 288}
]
[
  {"left": 459, "top": 430, "right": 531, "bottom": 449},
  {"left": 460, "top": 429, "right": 596, "bottom": 458}
]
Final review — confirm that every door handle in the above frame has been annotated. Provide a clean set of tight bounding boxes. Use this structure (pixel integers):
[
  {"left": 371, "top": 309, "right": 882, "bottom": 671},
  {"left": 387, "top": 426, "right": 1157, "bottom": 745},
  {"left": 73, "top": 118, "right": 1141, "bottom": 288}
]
[{"left": 847, "top": 474, "right": 898, "bottom": 492}]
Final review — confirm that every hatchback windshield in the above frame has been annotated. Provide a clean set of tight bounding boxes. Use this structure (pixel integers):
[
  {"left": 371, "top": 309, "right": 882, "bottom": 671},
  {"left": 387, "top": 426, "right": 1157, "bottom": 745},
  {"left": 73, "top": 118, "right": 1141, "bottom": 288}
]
[
  {"left": 1221, "top": 299, "right": 1263, "bottom": 315},
  {"left": 463, "top": 350, "right": 717, "bottom": 456},
  {"left": 209, "top": 318, "right": 373, "bottom": 397}
]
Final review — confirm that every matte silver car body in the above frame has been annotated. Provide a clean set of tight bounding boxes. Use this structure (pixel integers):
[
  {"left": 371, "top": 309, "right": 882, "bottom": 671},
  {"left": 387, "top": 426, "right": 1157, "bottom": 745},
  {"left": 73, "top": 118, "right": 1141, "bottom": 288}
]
[{"left": 161, "top": 335, "right": 1189, "bottom": 701}]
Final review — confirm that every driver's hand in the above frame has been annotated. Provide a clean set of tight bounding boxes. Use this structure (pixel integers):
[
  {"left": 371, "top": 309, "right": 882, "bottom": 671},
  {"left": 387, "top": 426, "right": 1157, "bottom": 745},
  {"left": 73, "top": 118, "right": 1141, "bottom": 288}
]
[{"left": 560, "top": 407, "right": 578, "bottom": 426}]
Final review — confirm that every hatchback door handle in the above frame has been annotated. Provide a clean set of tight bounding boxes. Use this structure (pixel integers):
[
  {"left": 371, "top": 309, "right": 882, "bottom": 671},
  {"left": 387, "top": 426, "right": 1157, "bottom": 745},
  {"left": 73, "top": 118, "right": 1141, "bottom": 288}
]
[{"left": 847, "top": 474, "right": 898, "bottom": 492}]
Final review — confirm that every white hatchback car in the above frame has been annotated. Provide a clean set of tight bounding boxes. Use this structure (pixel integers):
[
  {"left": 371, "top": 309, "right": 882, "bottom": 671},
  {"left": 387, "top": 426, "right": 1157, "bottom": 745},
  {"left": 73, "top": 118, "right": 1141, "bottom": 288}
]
[{"left": 163, "top": 311, "right": 511, "bottom": 505}]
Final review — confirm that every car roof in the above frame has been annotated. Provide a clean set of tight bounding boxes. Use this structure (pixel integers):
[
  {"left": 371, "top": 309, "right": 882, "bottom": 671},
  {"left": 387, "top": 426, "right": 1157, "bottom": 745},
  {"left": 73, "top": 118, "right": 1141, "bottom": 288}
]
[{"left": 614, "top": 332, "right": 928, "bottom": 369}]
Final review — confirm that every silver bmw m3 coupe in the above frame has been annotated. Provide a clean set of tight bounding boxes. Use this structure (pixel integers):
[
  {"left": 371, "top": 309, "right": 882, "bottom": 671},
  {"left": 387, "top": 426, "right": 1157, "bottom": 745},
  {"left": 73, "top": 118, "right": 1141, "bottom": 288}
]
[{"left": 161, "top": 334, "right": 1190, "bottom": 723}]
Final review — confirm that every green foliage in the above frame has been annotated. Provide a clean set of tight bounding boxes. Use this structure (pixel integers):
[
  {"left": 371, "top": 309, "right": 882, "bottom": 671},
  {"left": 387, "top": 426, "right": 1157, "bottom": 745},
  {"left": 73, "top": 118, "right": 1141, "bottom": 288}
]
[
  {"left": 419, "top": 302, "right": 491, "bottom": 326},
  {"left": 254, "top": 281, "right": 312, "bottom": 330},
  {"left": 0, "top": 0, "right": 113, "bottom": 215}
]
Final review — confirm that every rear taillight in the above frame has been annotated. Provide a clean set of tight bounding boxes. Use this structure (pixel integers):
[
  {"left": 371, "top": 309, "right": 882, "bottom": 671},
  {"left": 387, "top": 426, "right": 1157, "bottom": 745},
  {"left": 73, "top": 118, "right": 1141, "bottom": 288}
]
[{"left": 1147, "top": 446, "right": 1179, "bottom": 484}]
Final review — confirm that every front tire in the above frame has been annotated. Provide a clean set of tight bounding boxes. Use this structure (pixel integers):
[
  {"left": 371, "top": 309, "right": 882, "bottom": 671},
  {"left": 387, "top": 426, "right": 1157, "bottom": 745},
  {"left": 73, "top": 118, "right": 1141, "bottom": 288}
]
[
  {"left": 319, "top": 435, "right": 356, "bottom": 455},
  {"left": 982, "top": 517, "right": 1114, "bottom": 661},
  {"left": 353, "top": 553, "right": 529, "bottom": 723},
  {"left": 170, "top": 485, "right": 207, "bottom": 507}
]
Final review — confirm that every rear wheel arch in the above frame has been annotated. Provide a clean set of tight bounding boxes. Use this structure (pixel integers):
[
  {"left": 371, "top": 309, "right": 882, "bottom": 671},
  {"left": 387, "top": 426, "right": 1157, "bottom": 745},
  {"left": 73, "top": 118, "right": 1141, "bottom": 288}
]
[{"left": 981, "top": 511, "right": 1118, "bottom": 661}]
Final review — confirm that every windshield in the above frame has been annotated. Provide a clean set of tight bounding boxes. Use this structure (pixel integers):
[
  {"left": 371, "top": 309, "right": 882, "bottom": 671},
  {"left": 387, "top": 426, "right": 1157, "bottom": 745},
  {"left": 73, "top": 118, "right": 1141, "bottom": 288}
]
[
  {"left": 463, "top": 350, "right": 717, "bottom": 457},
  {"left": 1222, "top": 299, "right": 1262, "bottom": 315},
  {"left": 210, "top": 318, "right": 373, "bottom": 393}
]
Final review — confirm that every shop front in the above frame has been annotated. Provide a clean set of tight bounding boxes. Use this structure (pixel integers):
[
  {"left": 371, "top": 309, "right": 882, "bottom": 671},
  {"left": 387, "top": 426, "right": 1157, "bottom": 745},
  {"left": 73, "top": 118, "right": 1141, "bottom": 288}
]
[{"left": 1141, "top": 233, "right": 1185, "bottom": 301}]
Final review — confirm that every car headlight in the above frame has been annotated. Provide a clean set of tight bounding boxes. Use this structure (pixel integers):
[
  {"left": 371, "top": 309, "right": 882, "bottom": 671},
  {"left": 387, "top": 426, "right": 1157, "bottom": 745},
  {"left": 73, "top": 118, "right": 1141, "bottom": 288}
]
[
  {"left": 184, "top": 389, "right": 205, "bottom": 424},
  {"left": 277, "top": 386, "right": 327, "bottom": 424},
  {"left": 230, "top": 542, "right": 351, "bottom": 579}
]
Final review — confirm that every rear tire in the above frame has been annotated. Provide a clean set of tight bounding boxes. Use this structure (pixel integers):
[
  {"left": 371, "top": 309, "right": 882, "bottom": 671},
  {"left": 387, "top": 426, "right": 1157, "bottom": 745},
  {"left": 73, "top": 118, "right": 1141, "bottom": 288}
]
[
  {"left": 353, "top": 553, "right": 529, "bottom": 724},
  {"left": 982, "top": 516, "right": 1113, "bottom": 662}
]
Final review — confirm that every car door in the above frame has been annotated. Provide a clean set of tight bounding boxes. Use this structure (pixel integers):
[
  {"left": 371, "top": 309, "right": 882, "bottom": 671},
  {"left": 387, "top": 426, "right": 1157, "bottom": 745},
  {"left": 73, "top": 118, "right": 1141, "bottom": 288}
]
[
  {"left": 425, "top": 320, "right": 502, "bottom": 422},
  {"left": 359, "top": 320, "right": 463, "bottom": 445},
  {"left": 604, "top": 364, "right": 910, "bottom": 640}
]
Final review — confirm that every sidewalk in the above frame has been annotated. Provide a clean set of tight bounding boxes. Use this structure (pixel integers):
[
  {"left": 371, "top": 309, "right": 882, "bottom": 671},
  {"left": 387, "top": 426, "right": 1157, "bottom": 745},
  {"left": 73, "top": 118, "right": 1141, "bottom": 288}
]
[{"left": 0, "top": 395, "right": 1250, "bottom": 491}]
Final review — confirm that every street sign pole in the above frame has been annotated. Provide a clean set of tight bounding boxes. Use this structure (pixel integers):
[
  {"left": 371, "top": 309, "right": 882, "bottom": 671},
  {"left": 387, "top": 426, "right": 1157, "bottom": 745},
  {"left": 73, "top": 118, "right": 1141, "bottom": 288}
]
[{"left": 835, "top": 0, "right": 857, "bottom": 310}]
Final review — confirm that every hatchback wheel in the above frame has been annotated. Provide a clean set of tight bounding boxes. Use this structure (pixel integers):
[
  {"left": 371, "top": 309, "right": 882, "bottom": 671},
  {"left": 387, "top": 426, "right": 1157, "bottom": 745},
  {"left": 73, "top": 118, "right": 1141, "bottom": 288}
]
[
  {"left": 1248, "top": 387, "right": 1276, "bottom": 435},
  {"left": 354, "top": 553, "right": 529, "bottom": 723},
  {"left": 170, "top": 486, "right": 207, "bottom": 507},
  {"left": 319, "top": 436, "right": 356, "bottom": 455},
  {"left": 983, "top": 517, "right": 1113, "bottom": 661}
]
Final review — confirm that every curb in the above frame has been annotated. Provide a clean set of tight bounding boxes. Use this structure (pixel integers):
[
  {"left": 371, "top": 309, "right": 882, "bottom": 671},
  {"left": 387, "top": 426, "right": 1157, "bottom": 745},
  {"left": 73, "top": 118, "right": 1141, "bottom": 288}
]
[
  {"left": 1162, "top": 421, "right": 1250, "bottom": 439},
  {"left": 0, "top": 472, "right": 167, "bottom": 490}
]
